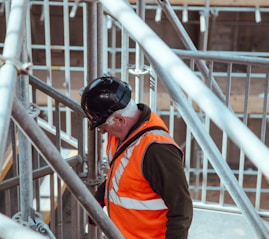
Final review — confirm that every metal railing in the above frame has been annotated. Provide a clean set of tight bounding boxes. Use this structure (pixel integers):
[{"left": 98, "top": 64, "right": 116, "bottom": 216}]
[
  {"left": 0, "top": 0, "right": 269, "bottom": 239},
  {"left": 1, "top": 73, "right": 123, "bottom": 239}
]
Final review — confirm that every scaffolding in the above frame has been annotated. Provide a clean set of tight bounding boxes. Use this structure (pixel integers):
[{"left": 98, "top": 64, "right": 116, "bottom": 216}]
[{"left": 0, "top": 0, "right": 269, "bottom": 239}]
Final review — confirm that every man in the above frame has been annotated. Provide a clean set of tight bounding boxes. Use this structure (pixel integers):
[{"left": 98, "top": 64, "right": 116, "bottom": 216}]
[{"left": 81, "top": 76, "right": 193, "bottom": 239}]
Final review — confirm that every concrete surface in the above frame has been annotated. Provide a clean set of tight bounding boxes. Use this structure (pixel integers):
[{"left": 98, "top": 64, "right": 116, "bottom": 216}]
[{"left": 189, "top": 208, "right": 269, "bottom": 239}]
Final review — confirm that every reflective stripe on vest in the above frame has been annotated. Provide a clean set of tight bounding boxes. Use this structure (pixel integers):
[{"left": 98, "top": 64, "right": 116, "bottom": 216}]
[
  {"left": 109, "top": 189, "right": 167, "bottom": 210},
  {"left": 107, "top": 129, "right": 174, "bottom": 211}
]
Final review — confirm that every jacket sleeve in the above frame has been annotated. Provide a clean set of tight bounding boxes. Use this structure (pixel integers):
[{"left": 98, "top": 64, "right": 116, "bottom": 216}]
[
  {"left": 88, "top": 180, "right": 106, "bottom": 225},
  {"left": 143, "top": 143, "right": 193, "bottom": 239},
  {"left": 94, "top": 180, "right": 106, "bottom": 207}
]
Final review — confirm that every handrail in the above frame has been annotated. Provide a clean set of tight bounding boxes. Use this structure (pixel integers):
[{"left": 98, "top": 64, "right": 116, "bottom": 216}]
[
  {"left": 174, "top": 49, "right": 269, "bottom": 67},
  {"left": 157, "top": 0, "right": 225, "bottom": 102},
  {"left": 99, "top": 0, "right": 269, "bottom": 238},
  {"left": 29, "top": 74, "right": 85, "bottom": 116},
  {"left": 29, "top": 74, "right": 84, "bottom": 148},
  {"left": 0, "top": 156, "right": 81, "bottom": 191},
  {"left": 104, "top": 46, "right": 269, "bottom": 67},
  {"left": 11, "top": 97, "right": 124, "bottom": 239}
]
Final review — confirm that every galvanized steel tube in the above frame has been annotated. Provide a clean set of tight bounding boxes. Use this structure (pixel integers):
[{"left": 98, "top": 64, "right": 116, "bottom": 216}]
[
  {"left": 11, "top": 97, "right": 124, "bottom": 239},
  {"left": 99, "top": 0, "right": 269, "bottom": 237},
  {"left": 157, "top": 0, "right": 226, "bottom": 102},
  {"left": 0, "top": 0, "right": 28, "bottom": 171}
]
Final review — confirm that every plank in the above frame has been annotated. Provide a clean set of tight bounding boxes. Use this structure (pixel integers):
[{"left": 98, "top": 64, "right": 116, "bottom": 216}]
[{"left": 129, "top": 0, "right": 269, "bottom": 6}]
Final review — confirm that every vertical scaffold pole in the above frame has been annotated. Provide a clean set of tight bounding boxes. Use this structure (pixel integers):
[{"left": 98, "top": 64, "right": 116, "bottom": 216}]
[{"left": 0, "top": 0, "right": 28, "bottom": 175}]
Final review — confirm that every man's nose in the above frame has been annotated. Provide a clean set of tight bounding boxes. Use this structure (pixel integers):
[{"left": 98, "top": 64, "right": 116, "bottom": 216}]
[{"left": 97, "top": 128, "right": 106, "bottom": 134}]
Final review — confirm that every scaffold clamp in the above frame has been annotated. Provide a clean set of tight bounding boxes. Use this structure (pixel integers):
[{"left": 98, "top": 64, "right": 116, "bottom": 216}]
[
  {"left": 12, "top": 211, "right": 56, "bottom": 239},
  {"left": 128, "top": 64, "right": 150, "bottom": 76},
  {"left": 0, "top": 55, "right": 32, "bottom": 75}
]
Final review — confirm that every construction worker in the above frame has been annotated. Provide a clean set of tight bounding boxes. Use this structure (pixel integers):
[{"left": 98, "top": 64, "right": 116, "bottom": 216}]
[{"left": 81, "top": 76, "right": 193, "bottom": 239}]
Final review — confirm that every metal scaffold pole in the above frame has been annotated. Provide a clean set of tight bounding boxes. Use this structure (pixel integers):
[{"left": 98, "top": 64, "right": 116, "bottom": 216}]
[
  {"left": 0, "top": 0, "right": 29, "bottom": 172},
  {"left": 99, "top": 0, "right": 269, "bottom": 238},
  {"left": 0, "top": 213, "right": 48, "bottom": 239},
  {"left": 85, "top": 1, "right": 105, "bottom": 239},
  {"left": 11, "top": 97, "right": 124, "bottom": 239},
  {"left": 157, "top": 0, "right": 226, "bottom": 103},
  {"left": 17, "top": 37, "right": 34, "bottom": 222},
  {"left": 134, "top": 0, "right": 145, "bottom": 103}
]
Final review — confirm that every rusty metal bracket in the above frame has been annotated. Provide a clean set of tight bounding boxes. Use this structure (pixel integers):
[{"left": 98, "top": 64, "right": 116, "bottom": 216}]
[{"left": 0, "top": 55, "right": 32, "bottom": 75}]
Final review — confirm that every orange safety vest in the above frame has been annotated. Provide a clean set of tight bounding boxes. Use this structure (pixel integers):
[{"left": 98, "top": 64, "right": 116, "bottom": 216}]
[{"left": 105, "top": 112, "right": 181, "bottom": 239}]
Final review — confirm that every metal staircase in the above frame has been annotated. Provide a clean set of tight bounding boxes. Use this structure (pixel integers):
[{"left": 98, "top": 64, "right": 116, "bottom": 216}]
[{"left": 0, "top": 1, "right": 269, "bottom": 239}]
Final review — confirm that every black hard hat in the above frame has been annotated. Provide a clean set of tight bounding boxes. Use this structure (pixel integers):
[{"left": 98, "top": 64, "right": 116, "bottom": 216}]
[{"left": 81, "top": 76, "right": 132, "bottom": 130}]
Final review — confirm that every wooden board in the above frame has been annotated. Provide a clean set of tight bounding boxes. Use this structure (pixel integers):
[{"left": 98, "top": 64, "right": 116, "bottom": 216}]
[{"left": 129, "top": 0, "right": 269, "bottom": 6}]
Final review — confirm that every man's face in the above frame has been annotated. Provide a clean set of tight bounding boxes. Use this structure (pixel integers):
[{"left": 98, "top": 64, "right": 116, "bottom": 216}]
[{"left": 97, "top": 115, "right": 124, "bottom": 139}]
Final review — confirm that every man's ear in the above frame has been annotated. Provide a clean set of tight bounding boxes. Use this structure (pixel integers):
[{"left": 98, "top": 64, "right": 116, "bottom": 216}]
[{"left": 114, "top": 114, "right": 126, "bottom": 126}]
